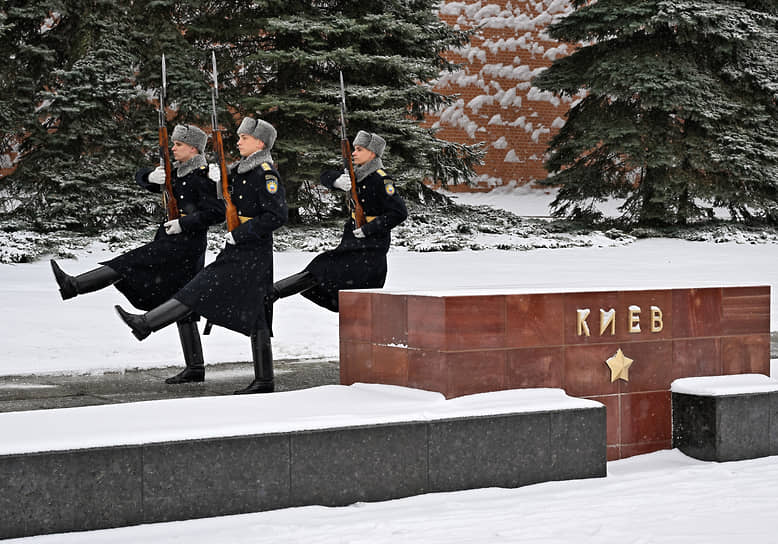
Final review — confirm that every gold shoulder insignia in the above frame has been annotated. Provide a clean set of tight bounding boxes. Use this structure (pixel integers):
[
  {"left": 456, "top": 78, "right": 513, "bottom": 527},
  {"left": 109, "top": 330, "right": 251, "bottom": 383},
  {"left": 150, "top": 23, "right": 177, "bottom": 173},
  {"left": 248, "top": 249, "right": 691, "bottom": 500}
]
[
  {"left": 377, "top": 169, "right": 387, "bottom": 177},
  {"left": 261, "top": 162, "right": 272, "bottom": 171}
]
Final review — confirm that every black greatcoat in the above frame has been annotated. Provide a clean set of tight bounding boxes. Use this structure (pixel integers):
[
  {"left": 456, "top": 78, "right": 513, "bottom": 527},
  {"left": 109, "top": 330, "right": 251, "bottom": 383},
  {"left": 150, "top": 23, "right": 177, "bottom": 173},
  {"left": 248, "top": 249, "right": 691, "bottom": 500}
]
[
  {"left": 174, "top": 161, "right": 288, "bottom": 336},
  {"left": 303, "top": 167, "right": 408, "bottom": 312},
  {"left": 101, "top": 165, "right": 225, "bottom": 311}
]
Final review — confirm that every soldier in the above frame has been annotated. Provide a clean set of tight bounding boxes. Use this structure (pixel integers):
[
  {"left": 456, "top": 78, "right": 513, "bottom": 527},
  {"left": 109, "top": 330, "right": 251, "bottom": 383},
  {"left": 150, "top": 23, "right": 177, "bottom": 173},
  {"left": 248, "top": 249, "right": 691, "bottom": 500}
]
[
  {"left": 50, "top": 124, "right": 224, "bottom": 384},
  {"left": 115, "top": 117, "right": 287, "bottom": 395},
  {"left": 271, "top": 130, "right": 407, "bottom": 311}
]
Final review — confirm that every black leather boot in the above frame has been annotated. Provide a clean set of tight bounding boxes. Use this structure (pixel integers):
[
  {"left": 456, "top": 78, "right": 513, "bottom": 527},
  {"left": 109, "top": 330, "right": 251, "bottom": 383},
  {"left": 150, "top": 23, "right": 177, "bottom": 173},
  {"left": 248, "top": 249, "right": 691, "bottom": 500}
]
[
  {"left": 165, "top": 319, "right": 205, "bottom": 384},
  {"left": 234, "top": 329, "right": 274, "bottom": 394},
  {"left": 270, "top": 271, "right": 318, "bottom": 303},
  {"left": 51, "top": 260, "right": 120, "bottom": 300},
  {"left": 115, "top": 299, "right": 192, "bottom": 341}
]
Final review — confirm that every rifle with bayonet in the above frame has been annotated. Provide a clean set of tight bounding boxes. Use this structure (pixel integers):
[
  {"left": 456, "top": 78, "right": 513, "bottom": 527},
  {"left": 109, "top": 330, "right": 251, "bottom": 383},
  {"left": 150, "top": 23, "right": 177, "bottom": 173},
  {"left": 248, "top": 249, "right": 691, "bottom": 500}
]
[
  {"left": 339, "top": 71, "right": 366, "bottom": 228},
  {"left": 210, "top": 51, "right": 240, "bottom": 232},
  {"left": 158, "top": 54, "right": 179, "bottom": 221}
]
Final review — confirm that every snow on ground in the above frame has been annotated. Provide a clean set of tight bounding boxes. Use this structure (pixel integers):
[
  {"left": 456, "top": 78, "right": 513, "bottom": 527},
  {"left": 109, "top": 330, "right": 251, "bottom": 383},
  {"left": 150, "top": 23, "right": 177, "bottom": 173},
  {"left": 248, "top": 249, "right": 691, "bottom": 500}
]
[
  {"left": 3, "top": 236, "right": 778, "bottom": 377},
  {"left": 3, "top": 188, "right": 778, "bottom": 543}
]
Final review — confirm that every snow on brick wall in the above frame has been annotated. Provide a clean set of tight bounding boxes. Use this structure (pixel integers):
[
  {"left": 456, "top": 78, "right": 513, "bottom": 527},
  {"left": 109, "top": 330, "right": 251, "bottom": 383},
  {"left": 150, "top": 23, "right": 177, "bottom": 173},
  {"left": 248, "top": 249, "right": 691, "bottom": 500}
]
[{"left": 429, "top": 0, "right": 578, "bottom": 191}]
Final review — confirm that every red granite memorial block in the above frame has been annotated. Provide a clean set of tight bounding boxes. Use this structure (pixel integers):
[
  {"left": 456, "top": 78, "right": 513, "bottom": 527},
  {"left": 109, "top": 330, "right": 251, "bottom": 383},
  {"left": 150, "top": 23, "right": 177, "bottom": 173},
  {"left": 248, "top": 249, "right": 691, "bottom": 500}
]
[
  {"left": 339, "top": 286, "right": 771, "bottom": 459},
  {"left": 672, "top": 338, "right": 722, "bottom": 380},
  {"left": 505, "top": 293, "right": 565, "bottom": 347},
  {"left": 505, "top": 347, "right": 564, "bottom": 389}
]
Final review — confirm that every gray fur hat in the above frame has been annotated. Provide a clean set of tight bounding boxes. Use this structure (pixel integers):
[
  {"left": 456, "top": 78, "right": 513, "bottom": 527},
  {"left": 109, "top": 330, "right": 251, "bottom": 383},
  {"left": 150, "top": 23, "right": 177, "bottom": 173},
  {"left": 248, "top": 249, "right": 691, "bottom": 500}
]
[
  {"left": 237, "top": 117, "right": 277, "bottom": 150},
  {"left": 171, "top": 124, "right": 207, "bottom": 153},
  {"left": 353, "top": 130, "right": 386, "bottom": 158}
]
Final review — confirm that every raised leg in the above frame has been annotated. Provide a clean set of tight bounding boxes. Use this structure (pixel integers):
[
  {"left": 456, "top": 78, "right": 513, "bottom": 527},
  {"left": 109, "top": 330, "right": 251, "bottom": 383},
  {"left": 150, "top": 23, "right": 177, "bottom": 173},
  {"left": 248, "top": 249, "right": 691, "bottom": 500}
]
[
  {"left": 115, "top": 299, "right": 192, "bottom": 341},
  {"left": 51, "top": 260, "right": 120, "bottom": 300},
  {"left": 270, "top": 271, "right": 318, "bottom": 303}
]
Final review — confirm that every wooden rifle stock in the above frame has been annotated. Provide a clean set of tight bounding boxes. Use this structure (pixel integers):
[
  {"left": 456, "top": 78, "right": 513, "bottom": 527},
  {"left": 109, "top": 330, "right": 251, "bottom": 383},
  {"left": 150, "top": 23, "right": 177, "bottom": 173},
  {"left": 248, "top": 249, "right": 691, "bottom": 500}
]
[
  {"left": 159, "top": 125, "right": 179, "bottom": 221},
  {"left": 209, "top": 51, "right": 240, "bottom": 233},
  {"left": 213, "top": 129, "right": 240, "bottom": 232},
  {"left": 338, "top": 71, "right": 366, "bottom": 228},
  {"left": 158, "top": 54, "right": 179, "bottom": 221},
  {"left": 342, "top": 137, "right": 365, "bottom": 228}
]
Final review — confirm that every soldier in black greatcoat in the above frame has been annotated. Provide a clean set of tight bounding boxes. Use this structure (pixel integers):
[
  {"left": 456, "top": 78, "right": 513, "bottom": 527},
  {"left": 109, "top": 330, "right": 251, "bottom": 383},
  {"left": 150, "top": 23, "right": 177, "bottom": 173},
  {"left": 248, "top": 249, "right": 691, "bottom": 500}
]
[
  {"left": 50, "top": 124, "right": 225, "bottom": 384},
  {"left": 115, "top": 117, "right": 288, "bottom": 395},
  {"left": 271, "top": 130, "right": 407, "bottom": 311}
]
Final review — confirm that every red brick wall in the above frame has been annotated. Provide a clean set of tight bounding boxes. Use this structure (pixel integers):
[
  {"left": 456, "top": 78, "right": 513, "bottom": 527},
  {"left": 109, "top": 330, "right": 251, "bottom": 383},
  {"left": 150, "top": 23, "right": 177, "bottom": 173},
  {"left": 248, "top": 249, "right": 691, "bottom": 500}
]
[{"left": 430, "top": 0, "right": 579, "bottom": 191}]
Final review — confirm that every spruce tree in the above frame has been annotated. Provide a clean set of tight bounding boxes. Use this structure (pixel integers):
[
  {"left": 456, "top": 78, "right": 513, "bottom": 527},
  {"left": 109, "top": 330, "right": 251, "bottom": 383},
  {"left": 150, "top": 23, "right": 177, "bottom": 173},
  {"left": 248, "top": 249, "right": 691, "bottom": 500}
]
[
  {"left": 533, "top": 0, "right": 778, "bottom": 226},
  {"left": 183, "top": 0, "right": 483, "bottom": 223},
  {"left": 0, "top": 1, "right": 210, "bottom": 232}
]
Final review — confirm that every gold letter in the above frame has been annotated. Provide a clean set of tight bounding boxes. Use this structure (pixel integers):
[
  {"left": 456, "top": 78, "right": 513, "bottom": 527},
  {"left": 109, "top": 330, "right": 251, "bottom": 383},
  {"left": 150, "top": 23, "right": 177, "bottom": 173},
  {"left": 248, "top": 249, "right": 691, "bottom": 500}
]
[
  {"left": 628, "top": 305, "right": 641, "bottom": 333},
  {"left": 577, "top": 308, "right": 591, "bottom": 336},
  {"left": 600, "top": 308, "right": 615, "bottom": 336},
  {"left": 651, "top": 305, "right": 663, "bottom": 332}
]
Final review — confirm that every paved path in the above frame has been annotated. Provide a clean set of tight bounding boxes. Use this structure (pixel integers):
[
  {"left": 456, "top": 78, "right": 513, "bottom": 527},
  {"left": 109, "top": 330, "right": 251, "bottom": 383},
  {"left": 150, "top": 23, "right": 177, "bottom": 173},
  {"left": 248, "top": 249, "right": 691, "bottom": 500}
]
[{"left": 0, "top": 359, "right": 339, "bottom": 413}]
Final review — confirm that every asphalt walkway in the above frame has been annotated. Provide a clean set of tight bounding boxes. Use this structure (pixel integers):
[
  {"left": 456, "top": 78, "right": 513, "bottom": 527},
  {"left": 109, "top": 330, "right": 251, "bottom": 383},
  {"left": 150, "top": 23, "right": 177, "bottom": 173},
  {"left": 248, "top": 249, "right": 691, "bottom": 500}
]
[{"left": 0, "top": 358, "right": 339, "bottom": 413}]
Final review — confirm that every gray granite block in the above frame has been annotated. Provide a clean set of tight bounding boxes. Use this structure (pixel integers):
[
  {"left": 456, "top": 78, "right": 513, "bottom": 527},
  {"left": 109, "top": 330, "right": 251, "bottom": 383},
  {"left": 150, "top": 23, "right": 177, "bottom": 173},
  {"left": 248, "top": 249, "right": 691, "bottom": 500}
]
[
  {"left": 716, "top": 394, "right": 772, "bottom": 461},
  {"left": 142, "top": 434, "right": 291, "bottom": 522},
  {"left": 428, "top": 407, "right": 606, "bottom": 492},
  {"left": 0, "top": 398, "right": 606, "bottom": 539},
  {"left": 289, "top": 422, "right": 428, "bottom": 506},
  {"left": 673, "top": 392, "right": 776, "bottom": 462},
  {"left": 672, "top": 393, "right": 716, "bottom": 461},
  {"left": 770, "top": 393, "right": 778, "bottom": 454},
  {"left": 0, "top": 446, "right": 142, "bottom": 539},
  {"left": 428, "top": 412, "right": 549, "bottom": 492},
  {"left": 549, "top": 407, "right": 607, "bottom": 481}
]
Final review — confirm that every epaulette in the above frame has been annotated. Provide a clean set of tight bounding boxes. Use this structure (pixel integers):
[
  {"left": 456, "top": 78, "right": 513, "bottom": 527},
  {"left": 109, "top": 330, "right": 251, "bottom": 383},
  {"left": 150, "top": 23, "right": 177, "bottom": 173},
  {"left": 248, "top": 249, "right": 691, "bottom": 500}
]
[
  {"left": 376, "top": 168, "right": 388, "bottom": 177},
  {"left": 261, "top": 162, "right": 272, "bottom": 171}
]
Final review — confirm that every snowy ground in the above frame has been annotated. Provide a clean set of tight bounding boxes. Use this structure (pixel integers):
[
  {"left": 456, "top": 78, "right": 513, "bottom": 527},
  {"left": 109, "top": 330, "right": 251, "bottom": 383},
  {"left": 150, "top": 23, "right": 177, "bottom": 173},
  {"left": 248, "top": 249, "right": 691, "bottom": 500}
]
[{"left": 3, "top": 188, "right": 778, "bottom": 542}]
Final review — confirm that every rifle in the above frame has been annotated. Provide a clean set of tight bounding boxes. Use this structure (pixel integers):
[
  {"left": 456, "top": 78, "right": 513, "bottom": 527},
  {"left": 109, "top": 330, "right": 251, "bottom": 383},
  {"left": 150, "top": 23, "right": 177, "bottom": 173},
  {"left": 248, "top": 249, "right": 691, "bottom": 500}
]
[
  {"left": 339, "top": 71, "right": 366, "bottom": 228},
  {"left": 210, "top": 51, "right": 240, "bottom": 232},
  {"left": 158, "top": 53, "right": 179, "bottom": 221}
]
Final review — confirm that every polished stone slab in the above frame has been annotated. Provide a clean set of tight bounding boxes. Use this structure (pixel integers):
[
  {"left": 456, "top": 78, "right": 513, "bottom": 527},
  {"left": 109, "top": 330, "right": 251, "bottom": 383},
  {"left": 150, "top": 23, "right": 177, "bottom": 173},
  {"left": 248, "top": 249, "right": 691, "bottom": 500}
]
[
  {"left": 340, "top": 285, "right": 771, "bottom": 460},
  {"left": 0, "top": 385, "right": 605, "bottom": 539},
  {"left": 672, "top": 374, "right": 778, "bottom": 462}
]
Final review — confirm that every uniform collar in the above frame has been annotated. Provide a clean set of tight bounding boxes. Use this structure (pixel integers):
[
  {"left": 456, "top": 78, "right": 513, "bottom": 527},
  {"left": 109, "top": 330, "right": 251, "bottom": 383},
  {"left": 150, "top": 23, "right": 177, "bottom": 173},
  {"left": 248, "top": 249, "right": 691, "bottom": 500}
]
[
  {"left": 173, "top": 154, "right": 206, "bottom": 178},
  {"left": 236, "top": 149, "right": 274, "bottom": 174},
  {"left": 353, "top": 157, "right": 384, "bottom": 183}
]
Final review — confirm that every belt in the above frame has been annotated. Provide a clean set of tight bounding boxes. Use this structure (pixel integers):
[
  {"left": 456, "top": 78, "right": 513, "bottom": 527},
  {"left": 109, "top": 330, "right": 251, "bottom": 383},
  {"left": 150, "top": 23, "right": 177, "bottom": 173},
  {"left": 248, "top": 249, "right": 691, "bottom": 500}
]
[
  {"left": 239, "top": 215, "right": 253, "bottom": 224},
  {"left": 351, "top": 213, "right": 377, "bottom": 222}
]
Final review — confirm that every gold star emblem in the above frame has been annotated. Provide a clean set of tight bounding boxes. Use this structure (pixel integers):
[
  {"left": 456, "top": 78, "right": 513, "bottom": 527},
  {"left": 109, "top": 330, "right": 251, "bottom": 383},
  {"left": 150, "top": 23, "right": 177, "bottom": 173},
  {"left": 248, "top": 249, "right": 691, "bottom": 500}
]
[{"left": 605, "top": 348, "right": 633, "bottom": 382}]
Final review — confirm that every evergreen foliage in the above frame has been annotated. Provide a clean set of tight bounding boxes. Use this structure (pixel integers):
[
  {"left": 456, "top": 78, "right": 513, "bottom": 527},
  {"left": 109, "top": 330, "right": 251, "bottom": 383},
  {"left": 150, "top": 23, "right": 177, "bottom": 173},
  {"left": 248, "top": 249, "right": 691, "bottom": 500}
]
[
  {"left": 0, "top": 0, "right": 482, "bottom": 231},
  {"left": 534, "top": 0, "right": 778, "bottom": 226},
  {"left": 183, "top": 0, "right": 483, "bottom": 223}
]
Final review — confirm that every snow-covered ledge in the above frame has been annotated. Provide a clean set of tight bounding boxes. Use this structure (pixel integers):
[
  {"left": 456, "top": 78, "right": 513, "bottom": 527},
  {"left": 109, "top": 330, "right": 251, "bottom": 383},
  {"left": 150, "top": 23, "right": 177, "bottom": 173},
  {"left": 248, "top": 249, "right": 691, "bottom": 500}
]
[
  {"left": 0, "top": 384, "right": 606, "bottom": 540},
  {"left": 671, "top": 374, "right": 778, "bottom": 462}
]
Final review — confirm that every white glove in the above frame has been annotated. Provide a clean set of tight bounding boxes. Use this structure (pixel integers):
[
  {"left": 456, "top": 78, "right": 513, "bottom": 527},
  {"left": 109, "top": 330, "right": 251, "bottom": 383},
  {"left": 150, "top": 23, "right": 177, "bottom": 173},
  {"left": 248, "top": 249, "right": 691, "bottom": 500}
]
[
  {"left": 164, "top": 219, "right": 182, "bottom": 235},
  {"left": 333, "top": 172, "right": 352, "bottom": 191},
  {"left": 208, "top": 163, "right": 221, "bottom": 182},
  {"left": 353, "top": 227, "right": 366, "bottom": 239},
  {"left": 148, "top": 166, "right": 166, "bottom": 185},
  {"left": 224, "top": 232, "right": 236, "bottom": 245}
]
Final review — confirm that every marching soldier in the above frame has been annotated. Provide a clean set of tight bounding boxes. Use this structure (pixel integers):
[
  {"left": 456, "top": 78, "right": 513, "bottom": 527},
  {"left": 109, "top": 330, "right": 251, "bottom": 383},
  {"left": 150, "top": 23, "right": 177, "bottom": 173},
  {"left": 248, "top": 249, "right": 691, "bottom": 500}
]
[
  {"left": 51, "top": 124, "right": 224, "bottom": 384},
  {"left": 115, "top": 117, "right": 287, "bottom": 395},
  {"left": 271, "top": 130, "right": 407, "bottom": 311}
]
